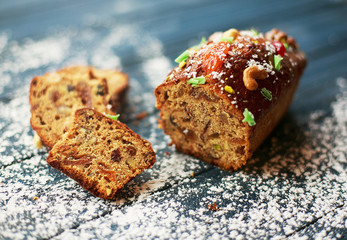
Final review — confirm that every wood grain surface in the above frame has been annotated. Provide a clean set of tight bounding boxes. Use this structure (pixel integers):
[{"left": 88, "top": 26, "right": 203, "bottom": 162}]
[{"left": 0, "top": 0, "right": 346, "bottom": 239}]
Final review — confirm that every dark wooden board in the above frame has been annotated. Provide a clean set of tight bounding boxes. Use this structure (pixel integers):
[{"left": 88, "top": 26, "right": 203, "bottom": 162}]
[{"left": 0, "top": 0, "right": 346, "bottom": 239}]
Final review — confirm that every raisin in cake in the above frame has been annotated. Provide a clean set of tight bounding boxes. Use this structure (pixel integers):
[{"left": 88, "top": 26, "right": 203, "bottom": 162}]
[
  {"left": 46, "top": 108, "right": 156, "bottom": 200},
  {"left": 29, "top": 66, "right": 128, "bottom": 148},
  {"left": 155, "top": 28, "right": 306, "bottom": 170}
]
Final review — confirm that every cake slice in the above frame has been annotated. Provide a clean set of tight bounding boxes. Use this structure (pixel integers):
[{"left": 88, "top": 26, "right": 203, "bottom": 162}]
[
  {"left": 46, "top": 108, "right": 156, "bottom": 200},
  {"left": 29, "top": 66, "right": 128, "bottom": 148},
  {"left": 87, "top": 67, "right": 128, "bottom": 113},
  {"left": 155, "top": 28, "right": 306, "bottom": 170}
]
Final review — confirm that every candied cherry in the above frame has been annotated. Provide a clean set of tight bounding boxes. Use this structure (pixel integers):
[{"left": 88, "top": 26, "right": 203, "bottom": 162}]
[{"left": 272, "top": 41, "right": 286, "bottom": 57}]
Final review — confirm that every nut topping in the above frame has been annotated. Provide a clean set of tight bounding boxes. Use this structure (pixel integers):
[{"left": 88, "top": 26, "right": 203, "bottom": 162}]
[
  {"left": 243, "top": 66, "right": 268, "bottom": 91},
  {"left": 223, "top": 28, "right": 239, "bottom": 40},
  {"left": 265, "top": 28, "right": 287, "bottom": 42}
]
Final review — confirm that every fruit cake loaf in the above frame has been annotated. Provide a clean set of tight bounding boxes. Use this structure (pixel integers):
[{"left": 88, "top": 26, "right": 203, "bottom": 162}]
[
  {"left": 29, "top": 66, "right": 128, "bottom": 148},
  {"left": 155, "top": 28, "right": 306, "bottom": 170},
  {"left": 46, "top": 108, "right": 156, "bottom": 200}
]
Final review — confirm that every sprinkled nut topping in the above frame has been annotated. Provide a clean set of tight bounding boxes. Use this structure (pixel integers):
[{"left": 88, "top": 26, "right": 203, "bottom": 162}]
[
  {"left": 287, "top": 37, "right": 298, "bottom": 49},
  {"left": 179, "top": 61, "right": 186, "bottom": 68},
  {"left": 243, "top": 65, "right": 268, "bottom": 91},
  {"left": 224, "top": 85, "right": 235, "bottom": 94},
  {"left": 222, "top": 28, "right": 239, "bottom": 40},
  {"left": 265, "top": 28, "right": 287, "bottom": 43}
]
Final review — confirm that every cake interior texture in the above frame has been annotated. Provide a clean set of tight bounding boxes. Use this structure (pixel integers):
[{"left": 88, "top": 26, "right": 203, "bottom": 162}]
[
  {"left": 47, "top": 108, "right": 155, "bottom": 199},
  {"left": 29, "top": 66, "right": 128, "bottom": 148},
  {"left": 156, "top": 78, "right": 299, "bottom": 170},
  {"left": 157, "top": 82, "right": 251, "bottom": 170}
]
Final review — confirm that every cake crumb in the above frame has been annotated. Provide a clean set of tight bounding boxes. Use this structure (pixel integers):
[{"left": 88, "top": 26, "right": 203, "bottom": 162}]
[
  {"left": 164, "top": 151, "right": 171, "bottom": 157},
  {"left": 207, "top": 202, "right": 220, "bottom": 211}
]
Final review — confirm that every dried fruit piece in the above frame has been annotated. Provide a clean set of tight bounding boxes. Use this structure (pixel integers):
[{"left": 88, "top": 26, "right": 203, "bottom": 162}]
[
  {"left": 67, "top": 85, "right": 75, "bottom": 92},
  {"left": 111, "top": 149, "right": 121, "bottom": 162},
  {"left": 187, "top": 77, "right": 206, "bottom": 87},
  {"left": 50, "top": 90, "right": 61, "bottom": 103},
  {"left": 106, "top": 114, "right": 120, "bottom": 121},
  {"left": 274, "top": 54, "right": 283, "bottom": 71},
  {"left": 203, "top": 42, "right": 231, "bottom": 74},
  {"left": 76, "top": 81, "right": 92, "bottom": 107},
  {"left": 251, "top": 28, "right": 259, "bottom": 36},
  {"left": 179, "top": 61, "right": 186, "bottom": 68},
  {"left": 96, "top": 84, "right": 107, "bottom": 96},
  {"left": 219, "top": 36, "right": 233, "bottom": 44},
  {"left": 224, "top": 85, "right": 235, "bottom": 94},
  {"left": 272, "top": 41, "right": 286, "bottom": 57},
  {"left": 242, "top": 108, "right": 256, "bottom": 126},
  {"left": 175, "top": 37, "right": 207, "bottom": 64},
  {"left": 127, "top": 145, "right": 137, "bottom": 156},
  {"left": 63, "top": 155, "right": 94, "bottom": 166},
  {"left": 213, "top": 144, "right": 222, "bottom": 151},
  {"left": 261, "top": 88, "right": 272, "bottom": 101},
  {"left": 175, "top": 50, "right": 190, "bottom": 63}
]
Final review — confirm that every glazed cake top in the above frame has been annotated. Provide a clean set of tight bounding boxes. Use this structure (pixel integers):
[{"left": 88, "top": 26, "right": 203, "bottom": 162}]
[{"left": 164, "top": 28, "right": 306, "bottom": 124}]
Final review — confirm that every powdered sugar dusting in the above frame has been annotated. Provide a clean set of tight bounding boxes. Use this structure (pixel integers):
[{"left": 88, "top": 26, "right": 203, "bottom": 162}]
[
  {"left": 56, "top": 78, "right": 347, "bottom": 239},
  {"left": 0, "top": 22, "right": 346, "bottom": 240},
  {"left": 142, "top": 56, "right": 172, "bottom": 88},
  {"left": 247, "top": 59, "right": 275, "bottom": 75},
  {"left": 2, "top": 75, "right": 345, "bottom": 239}
]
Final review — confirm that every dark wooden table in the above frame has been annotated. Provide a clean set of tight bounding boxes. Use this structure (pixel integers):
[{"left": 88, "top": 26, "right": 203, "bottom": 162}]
[{"left": 1, "top": 0, "right": 346, "bottom": 239}]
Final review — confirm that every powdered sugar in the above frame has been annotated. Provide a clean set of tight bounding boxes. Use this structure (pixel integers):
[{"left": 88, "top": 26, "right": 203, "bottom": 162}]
[
  {"left": 0, "top": 23, "right": 346, "bottom": 240},
  {"left": 142, "top": 56, "right": 172, "bottom": 88},
  {"left": 211, "top": 70, "right": 225, "bottom": 80},
  {"left": 1, "top": 77, "right": 345, "bottom": 239},
  {"left": 247, "top": 59, "right": 275, "bottom": 75}
]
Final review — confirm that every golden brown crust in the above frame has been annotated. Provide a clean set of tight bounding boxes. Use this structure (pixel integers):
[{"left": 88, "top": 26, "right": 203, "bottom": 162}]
[
  {"left": 155, "top": 28, "right": 306, "bottom": 170},
  {"left": 46, "top": 108, "right": 156, "bottom": 200},
  {"left": 29, "top": 66, "right": 128, "bottom": 148}
]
